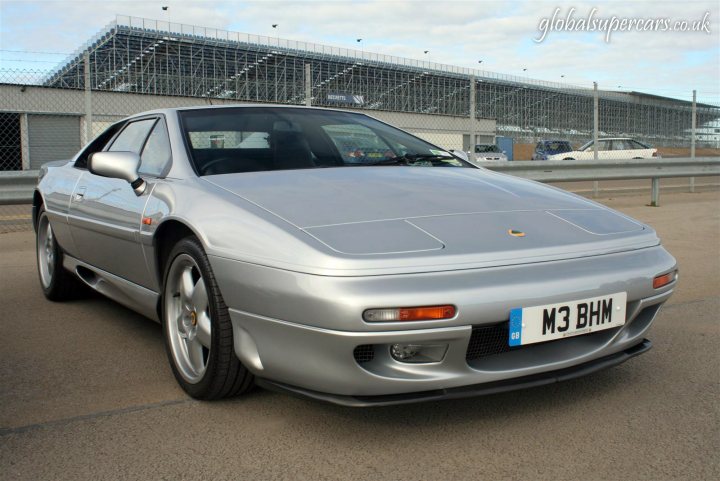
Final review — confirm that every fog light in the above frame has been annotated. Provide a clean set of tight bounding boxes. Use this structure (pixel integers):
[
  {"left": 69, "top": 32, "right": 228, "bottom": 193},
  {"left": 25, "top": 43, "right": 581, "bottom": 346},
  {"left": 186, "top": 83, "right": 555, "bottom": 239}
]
[{"left": 390, "top": 343, "right": 448, "bottom": 363}]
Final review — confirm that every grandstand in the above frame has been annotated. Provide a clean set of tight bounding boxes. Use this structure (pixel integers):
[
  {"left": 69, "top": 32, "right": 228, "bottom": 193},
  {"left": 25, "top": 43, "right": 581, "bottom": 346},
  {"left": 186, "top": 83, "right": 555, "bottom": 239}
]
[{"left": 30, "top": 15, "right": 720, "bottom": 147}]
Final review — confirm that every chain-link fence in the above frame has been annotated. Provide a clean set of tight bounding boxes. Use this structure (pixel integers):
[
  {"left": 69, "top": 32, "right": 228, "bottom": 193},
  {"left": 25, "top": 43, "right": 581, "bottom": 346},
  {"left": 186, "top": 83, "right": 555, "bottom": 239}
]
[
  {"left": 1, "top": 14, "right": 719, "bottom": 234},
  {"left": 0, "top": 204, "right": 30, "bottom": 234}
]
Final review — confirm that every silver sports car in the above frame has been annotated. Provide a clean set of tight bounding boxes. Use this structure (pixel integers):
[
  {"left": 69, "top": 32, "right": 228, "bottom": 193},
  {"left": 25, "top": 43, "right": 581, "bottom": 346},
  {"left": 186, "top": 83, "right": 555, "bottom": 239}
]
[{"left": 34, "top": 106, "right": 677, "bottom": 406}]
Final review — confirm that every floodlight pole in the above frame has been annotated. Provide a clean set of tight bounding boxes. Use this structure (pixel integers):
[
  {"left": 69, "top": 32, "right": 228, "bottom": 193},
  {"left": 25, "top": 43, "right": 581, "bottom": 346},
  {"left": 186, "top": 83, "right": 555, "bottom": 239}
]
[
  {"left": 84, "top": 52, "right": 93, "bottom": 145},
  {"left": 469, "top": 75, "right": 476, "bottom": 153},
  {"left": 690, "top": 89, "right": 696, "bottom": 192},
  {"left": 305, "top": 63, "right": 312, "bottom": 106},
  {"left": 593, "top": 81, "right": 599, "bottom": 197}
]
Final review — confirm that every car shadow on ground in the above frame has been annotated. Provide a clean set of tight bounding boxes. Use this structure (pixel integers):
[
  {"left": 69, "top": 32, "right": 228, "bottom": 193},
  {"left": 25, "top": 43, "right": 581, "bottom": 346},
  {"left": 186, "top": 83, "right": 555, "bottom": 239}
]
[{"left": 209, "top": 355, "right": 644, "bottom": 430}]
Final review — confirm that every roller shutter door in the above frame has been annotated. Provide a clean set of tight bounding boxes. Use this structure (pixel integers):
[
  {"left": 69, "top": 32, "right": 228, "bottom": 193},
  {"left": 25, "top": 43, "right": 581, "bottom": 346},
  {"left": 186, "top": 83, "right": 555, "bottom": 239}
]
[{"left": 28, "top": 115, "right": 80, "bottom": 169}]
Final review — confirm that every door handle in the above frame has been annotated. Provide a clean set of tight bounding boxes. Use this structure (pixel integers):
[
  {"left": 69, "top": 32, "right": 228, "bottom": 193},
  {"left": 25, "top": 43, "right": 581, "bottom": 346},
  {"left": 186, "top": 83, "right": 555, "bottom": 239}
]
[{"left": 74, "top": 186, "right": 86, "bottom": 202}]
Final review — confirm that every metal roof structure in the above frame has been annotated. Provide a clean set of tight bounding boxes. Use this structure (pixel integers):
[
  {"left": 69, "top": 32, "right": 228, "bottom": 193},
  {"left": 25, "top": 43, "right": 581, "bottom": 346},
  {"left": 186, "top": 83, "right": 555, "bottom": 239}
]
[{"left": 42, "top": 15, "right": 720, "bottom": 146}]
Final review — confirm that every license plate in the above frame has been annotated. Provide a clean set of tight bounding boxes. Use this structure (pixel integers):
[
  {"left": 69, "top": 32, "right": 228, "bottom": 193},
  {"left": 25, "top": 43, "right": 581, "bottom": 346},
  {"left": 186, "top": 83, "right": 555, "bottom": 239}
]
[{"left": 509, "top": 292, "right": 627, "bottom": 347}]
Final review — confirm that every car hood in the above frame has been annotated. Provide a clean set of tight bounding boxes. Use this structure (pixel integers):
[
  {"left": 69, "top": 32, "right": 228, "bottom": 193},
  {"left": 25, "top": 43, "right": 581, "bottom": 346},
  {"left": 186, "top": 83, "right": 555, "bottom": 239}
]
[{"left": 204, "top": 167, "right": 659, "bottom": 274}]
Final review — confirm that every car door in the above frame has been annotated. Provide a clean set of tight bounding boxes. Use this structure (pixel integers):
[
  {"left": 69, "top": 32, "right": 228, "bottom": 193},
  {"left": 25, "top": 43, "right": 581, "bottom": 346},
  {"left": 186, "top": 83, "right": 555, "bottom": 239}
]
[
  {"left": 629, "top": 140, "right": 653, "bottom": 158},
  {"left": 595, "top": 140, "right": 613, "bottom": 160},
  {"left": 609, "top": 139, "right": 632, "bottom": 159},
  {"left": 575, "top": 140, "right": 610, "bottom": 160},
  {"left": 68, "top": 117, "right": 165, "bottom": 288}
]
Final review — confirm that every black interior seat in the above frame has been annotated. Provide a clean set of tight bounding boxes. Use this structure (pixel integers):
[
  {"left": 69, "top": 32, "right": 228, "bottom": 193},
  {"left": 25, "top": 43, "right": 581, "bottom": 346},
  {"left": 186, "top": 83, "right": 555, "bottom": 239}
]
[{"left": 272, "top": 120, "right": 316, "bottom": 170}]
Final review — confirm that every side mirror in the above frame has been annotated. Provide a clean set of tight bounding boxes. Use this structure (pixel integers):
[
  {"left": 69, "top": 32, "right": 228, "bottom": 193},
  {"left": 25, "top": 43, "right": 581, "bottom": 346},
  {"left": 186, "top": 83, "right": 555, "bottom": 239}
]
[
  {"left": 449, "top": 149, "right": 469, "bottom": 162},
  {"left": 89, "top": 151, "right": 146, "bottom": 195}
]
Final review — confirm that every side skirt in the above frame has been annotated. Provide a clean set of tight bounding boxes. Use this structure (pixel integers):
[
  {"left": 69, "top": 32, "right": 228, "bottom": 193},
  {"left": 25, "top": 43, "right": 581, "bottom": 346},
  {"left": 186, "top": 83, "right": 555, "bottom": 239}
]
[{"left": 63, "top": 255, "right": 160, "bottom": 322}]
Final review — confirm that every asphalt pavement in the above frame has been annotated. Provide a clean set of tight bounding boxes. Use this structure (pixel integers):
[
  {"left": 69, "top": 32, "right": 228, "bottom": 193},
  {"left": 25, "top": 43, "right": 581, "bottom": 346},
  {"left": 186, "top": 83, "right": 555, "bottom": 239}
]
[{"left": 1, "top": 191, "right": 718, "bottom": 480}]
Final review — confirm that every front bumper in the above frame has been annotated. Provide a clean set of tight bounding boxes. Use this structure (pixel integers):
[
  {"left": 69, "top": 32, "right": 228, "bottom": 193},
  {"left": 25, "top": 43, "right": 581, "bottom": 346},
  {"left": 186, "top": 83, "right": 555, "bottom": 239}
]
[
  {"left": 228, "top": 288, "right": 670, "bottom": 399},
  {"left": 213, "top": 245, "right": 676, "bottom": 401},
  {"left": 255, "top": 339, "right": 652, "bottom": 407}
]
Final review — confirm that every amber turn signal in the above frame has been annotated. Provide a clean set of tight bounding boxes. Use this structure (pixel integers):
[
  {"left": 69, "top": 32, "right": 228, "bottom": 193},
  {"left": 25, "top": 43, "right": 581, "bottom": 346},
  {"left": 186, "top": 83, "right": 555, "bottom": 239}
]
[
  {"left": 363, "top": 305, "right": 456, "bottom": 322},
  {"left": 653, "top": 270, "right": 677, "bottom": 289}
]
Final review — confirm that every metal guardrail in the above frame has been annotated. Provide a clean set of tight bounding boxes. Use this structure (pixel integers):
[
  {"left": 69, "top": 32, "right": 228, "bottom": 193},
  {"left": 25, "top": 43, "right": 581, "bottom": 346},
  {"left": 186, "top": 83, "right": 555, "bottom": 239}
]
[
  {"left": 477, "top": 157, "right": 720, "bottom": 206},
  {"left": 0, "top": 170, "right": 38, "bottom": 204},
  {"left": 0, "top": 157, "right": 718, "bottom": 206}
]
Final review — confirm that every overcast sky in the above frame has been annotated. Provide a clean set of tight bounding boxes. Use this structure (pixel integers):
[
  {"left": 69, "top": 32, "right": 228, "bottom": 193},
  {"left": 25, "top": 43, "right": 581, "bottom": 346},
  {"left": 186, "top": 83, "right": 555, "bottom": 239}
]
[{"left": 1, "top": 0, "right": 718, "bottom": 103}]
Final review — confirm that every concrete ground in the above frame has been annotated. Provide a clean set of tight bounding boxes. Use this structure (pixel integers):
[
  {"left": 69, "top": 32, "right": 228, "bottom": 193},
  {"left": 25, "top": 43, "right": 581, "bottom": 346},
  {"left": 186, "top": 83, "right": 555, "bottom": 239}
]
[{"left": 0, "top": 191, "right": 718, "bottom": 481}]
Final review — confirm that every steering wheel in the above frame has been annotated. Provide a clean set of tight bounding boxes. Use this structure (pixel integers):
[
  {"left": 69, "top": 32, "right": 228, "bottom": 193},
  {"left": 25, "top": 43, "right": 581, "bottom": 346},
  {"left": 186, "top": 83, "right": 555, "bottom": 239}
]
[{"left": 199, "top": 157, "right": 234, "bottom": 175}]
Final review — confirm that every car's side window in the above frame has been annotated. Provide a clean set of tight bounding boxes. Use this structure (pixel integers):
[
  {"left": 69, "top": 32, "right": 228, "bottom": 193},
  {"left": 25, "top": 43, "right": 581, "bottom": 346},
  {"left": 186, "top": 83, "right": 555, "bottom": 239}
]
[
  {"left": 611, "top": 140, "right": 629, "bottom": 150},
  {"left": 108, "top": 119, "right": 157, "bottom": 154},
  {"left": 596, "top": 140, "right": 610, "bottom": 151},
  {"left": 140, "top": 119, "right": 172, "bottom": 177}
]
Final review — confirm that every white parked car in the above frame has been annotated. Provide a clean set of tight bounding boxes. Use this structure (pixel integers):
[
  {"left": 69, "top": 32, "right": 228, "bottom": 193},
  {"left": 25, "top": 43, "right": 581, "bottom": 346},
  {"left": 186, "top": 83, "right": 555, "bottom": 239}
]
[
  {"left": 473, "top": 144, "right": 508, "bottom": 161},
  {"left": 546, "top": 138, "right": 659, "bottom": 161}
]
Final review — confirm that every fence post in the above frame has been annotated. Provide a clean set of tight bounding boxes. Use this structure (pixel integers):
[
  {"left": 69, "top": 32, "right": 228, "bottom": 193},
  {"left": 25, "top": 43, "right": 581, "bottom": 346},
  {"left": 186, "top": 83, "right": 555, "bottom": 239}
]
[
  {"left": 469, "top": 75, "right": 476, "bottom": 153},
  {"left": 592, "top": 81, "right": 599, "bottom": 197},
  {"left": 83, "top": 52, "right": 93, "bottom": 145},
  {"left": 305, "top": 63, "right": 312, "bottom": 106},
  {"left": 20, "top": 113, "right": 30, "bottom": 170},
  {"left": 650, "top": 178, "right": 660, "bottom": 207},
  {"left": 690, "top": 89, "right": 696, "bottom": 192}
]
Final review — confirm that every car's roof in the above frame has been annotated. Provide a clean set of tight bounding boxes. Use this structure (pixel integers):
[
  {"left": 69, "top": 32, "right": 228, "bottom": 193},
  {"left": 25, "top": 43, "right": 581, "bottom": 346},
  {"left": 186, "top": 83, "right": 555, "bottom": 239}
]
[{"left": 130, "top": 104, "right": 362, "bottom": 118}]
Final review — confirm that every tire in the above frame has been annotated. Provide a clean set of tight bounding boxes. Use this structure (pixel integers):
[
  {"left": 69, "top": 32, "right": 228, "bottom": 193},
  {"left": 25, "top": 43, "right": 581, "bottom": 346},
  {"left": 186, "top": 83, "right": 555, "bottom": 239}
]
[
  {"left": 36, "top": 206, "right": 87, "bottom": 301},
  {"left": 161, "top": 236, "right": 253, "bottom": 400}
]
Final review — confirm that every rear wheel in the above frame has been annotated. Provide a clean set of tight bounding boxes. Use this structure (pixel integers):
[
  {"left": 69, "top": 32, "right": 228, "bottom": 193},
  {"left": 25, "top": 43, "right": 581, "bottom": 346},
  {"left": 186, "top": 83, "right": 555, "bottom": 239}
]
[
  {"left": 36, "top": 207, "right": 86, "bottom": 301},
  {"left": 162, "top": 236, "right": 253, "bottom": 399}
]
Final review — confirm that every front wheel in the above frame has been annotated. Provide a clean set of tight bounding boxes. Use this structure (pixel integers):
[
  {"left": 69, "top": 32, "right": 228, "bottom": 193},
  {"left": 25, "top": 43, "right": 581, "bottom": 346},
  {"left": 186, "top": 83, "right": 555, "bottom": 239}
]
[
  {"left": 162, "top": 236, "right": 253, "bottom": 400},
  {"left": 36, "top": 207, "right": 86, "bottom": 301}
]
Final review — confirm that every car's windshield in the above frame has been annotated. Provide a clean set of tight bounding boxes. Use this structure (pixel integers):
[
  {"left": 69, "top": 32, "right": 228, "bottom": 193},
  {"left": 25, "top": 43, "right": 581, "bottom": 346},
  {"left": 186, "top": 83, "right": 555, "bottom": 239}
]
[
  {"left": 475, "top": 144, "right": 500, "bottom": 153},
  {"left": 179, "top": 107, "right": 468, "bottom": 175},
  {"left": 579, "top": 140, "right": 593, "bottom": 151}
]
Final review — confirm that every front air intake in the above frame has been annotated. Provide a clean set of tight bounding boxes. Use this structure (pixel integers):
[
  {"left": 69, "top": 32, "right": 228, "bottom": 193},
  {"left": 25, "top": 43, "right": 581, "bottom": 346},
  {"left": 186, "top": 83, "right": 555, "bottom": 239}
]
[
  {"left": 466, "top": 323, "right": 514, "bottom": 361},
  {"left": 353, "top": 345, "right": 375, "bottom": 363}
]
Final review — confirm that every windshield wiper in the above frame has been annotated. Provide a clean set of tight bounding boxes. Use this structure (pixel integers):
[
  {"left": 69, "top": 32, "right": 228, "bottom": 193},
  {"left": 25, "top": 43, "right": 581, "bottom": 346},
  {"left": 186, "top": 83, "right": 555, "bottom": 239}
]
[{"left": 359, "top": 153, "right": 456, "bottom": 166}]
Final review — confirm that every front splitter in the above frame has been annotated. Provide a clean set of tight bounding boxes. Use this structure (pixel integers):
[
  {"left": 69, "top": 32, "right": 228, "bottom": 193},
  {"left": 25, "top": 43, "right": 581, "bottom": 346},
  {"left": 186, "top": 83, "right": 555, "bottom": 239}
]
[{"left": 255, "top": 339, "right": 652, "bottom": 407}]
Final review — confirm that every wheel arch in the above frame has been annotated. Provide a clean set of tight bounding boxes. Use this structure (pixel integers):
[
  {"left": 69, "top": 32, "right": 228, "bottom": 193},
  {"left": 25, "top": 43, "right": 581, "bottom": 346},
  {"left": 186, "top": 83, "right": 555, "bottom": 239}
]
[
  {"left": 32, "top": 190, "right": 44, "bottom": 232},
  {"left": 153, "top": 219, "right": 199, "bottom": 285},
  {"left": 153, "top": 219, "right": 200, "bottom": 319}
]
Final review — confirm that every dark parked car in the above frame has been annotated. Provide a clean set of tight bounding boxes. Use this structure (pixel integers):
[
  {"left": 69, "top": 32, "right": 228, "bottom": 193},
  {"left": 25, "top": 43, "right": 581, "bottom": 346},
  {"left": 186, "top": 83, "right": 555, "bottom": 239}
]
[{"left": 532, "top": 140, "right": 572, "bottom": 160}]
